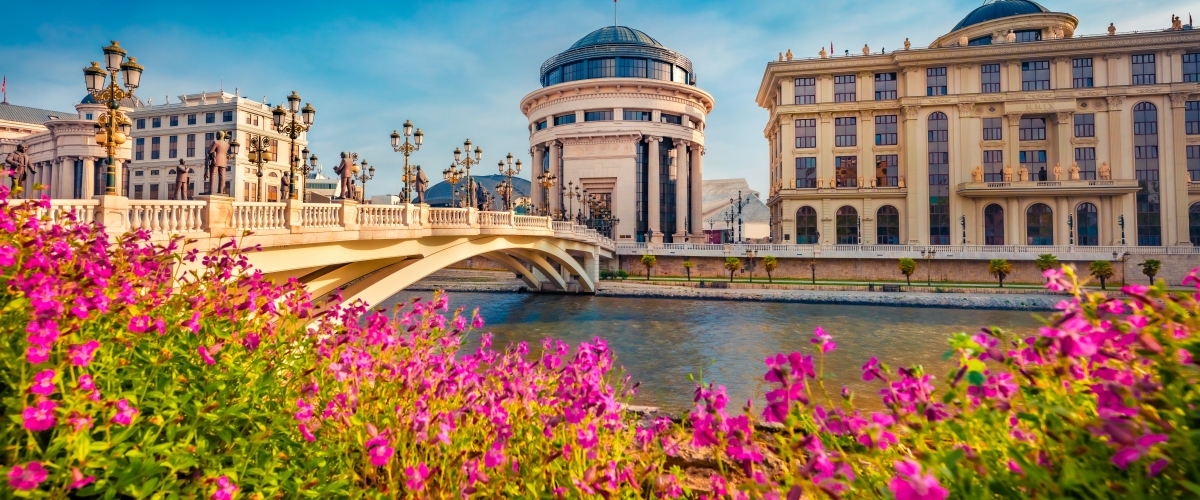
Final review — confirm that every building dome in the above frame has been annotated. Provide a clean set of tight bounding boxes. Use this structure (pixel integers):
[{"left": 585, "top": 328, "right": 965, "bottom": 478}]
[
  {"left": 952, "top": 0, "right": 1050, "bottom": 31},
  {"left": 80, "top": 93, "right": 145, "bottom": 109},
  {"left": 540, "top": 25, "right": 694, "bottom": 88}
]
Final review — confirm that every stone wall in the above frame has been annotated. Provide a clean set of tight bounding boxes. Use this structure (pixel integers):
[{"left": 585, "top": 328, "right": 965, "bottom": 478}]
[{"left": 1121, "top": 254, "right": 1200, "bottom": 286}]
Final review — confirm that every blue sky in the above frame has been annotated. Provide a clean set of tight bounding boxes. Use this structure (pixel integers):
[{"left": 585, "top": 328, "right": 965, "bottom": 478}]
[{"left": 0, "top": 0, "right": 1191, "bottom": 197}]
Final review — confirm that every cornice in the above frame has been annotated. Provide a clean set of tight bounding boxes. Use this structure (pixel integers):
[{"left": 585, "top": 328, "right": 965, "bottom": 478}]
[
  {"left": 525, "top": 91, "right": 712, "bottom": 117},
  {"left": 897, "top": 30, "right": 1200, "bottom": 64}
]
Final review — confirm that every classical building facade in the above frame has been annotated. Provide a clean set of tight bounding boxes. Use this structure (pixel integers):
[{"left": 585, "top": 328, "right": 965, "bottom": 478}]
[
  {"left": 520, "top": 26, "right": 714, "bottom": 242},
  {"left": 760, "top": 0, "right": 1200, "bottom": 248}
]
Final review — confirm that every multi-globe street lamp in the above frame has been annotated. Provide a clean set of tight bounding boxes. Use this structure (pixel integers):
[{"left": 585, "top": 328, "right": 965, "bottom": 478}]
[
  {"left": 443, "top": 164, "right": 466, "bottom": 207},
  {"left": 352, "top": 159, "right": 375, "bottom": 203},
  {"left": 497, "top": 153, "right": 522, "bottom": 211},
  {"left": 243, "top": 134, "right": 275, "bottom": 201},
  {"left": 451, "top": 139, "right": 483, "bottom": 208},
  {"left": 298, "top": 148, "right": 318, "bottom": 200},
  {"left": 389, "top": 120, "right": 424, "bottom": 203},
  {"left": 536, "top": 170, "right": 558, "bottom": 216},
  {"left": 271, "top": 91, "right": 316, "bottom": 201},
  {"left": 82, "top": 40, "right": 144, "bottom": 195}
]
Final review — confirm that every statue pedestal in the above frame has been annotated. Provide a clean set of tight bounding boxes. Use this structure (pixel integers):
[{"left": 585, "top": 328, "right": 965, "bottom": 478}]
[
  {"left": 195, "top": 195, "right": 235, "bottom": 238},
  {"left": 338, "top": 199, "right": 360, "bottom": 231},
  {"left": 93, "top": 194, "right": 130, "bottom": 235}
]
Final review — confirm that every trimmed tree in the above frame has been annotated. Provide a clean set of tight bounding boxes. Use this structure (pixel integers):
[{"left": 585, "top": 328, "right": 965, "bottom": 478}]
[
  {"left": 898, "top": 258, "right": 917, "bottom": 286},
  {"left": 989, "top": 258, "right": 1012, "bottom": 288},
  {"left": 809, "top": 258, "right": 817, "bottom": 284},
  {"left": 762, "top": 256, "right": 778, "bottom": 283},
  {"left": 1035, "top": 254, "right": 1060, "bottom": 280},
  {"left": 1090, "top": 260, "right": 1115, "bottom": 290},
  {"left": 682, "top": 259, "right": 694, "bottom": 281},
  {"left": 641, "top": 254, "right": 657, "bottom": 280},
  {"left": 1142, "top": 259, "right": 1161, "bottom": 284},
  {"left": 725, "top": 257, "right": 742, "bottom": 282}
]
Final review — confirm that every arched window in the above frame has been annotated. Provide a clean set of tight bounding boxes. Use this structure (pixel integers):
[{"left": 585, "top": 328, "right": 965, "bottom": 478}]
[
  {"left": 876, "top": 205, "right": 900, "bottom": 244},
  {"left": 928, "top": 112, "right": 950, "bottom": 244},
  {"left": 1134, "top": 102, "right": 1161, "bottom": 246},
  {"left": 1026, "top": 203, "right": 1053, "bottom": 245},
  {"left": 1190, "top": 203, "right": 1200, "bottom": 246},
  {"left": 1076, "top": 202, "right": 1099, "bottom": 246},
  {"left": 836, "top": 206, "right": 859, "bottom": 244},
  {"left": 984, "top": 204, "right": 1004, "bottom": 245},
  {"left": 795, "top": 206, "right": 819, "bottom": 244}
]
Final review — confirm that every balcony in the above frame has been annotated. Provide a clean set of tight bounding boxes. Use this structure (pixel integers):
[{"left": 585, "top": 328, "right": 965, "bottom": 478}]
[{"left": 956, "top": 179, "right": 1139, "bottom": 198}]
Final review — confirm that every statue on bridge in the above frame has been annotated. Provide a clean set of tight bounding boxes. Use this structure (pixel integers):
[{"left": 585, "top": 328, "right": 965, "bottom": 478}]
[
  {"left": 203, "top": 131, "right": 229, "bottom": 196},
  {"left": 173, "top": 159, "right": 190, "bottom": 200},
  {"left": 415, "top": 166, "right": 429, "bottom": 204},
  {"left": 333, "top": 152, "right": 355, "bottom": 199},
  {"left": 4, "top": 144, "right": 34, "bottom": 197},
  {"left": 279, "top": 171, "right": 292, "bottom": 201}
]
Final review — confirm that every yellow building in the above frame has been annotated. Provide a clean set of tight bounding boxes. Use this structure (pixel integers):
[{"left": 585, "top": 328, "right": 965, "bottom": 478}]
[{"left": 759, "top": 0, "right": 1200, "bottom": 249}]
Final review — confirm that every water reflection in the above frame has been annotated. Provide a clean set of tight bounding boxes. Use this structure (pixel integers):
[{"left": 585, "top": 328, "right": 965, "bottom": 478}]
[{"left": 378, "top": 291, "right": 1043, "bottom": 413}]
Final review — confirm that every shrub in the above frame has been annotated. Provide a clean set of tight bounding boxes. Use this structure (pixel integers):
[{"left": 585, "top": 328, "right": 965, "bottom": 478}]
[
  {"left": 762, "top": 256, "right": 778, "bottom": 283},
  {"left": 599, "top": 269, "right": 614, "bottom": 280},
  {"left": 724, "top": 257, "right": 741, "bottom": 282},
  {"left": 683, "top": 259, "right": 694, "bottom": 281},
  {"left": 988, "top": 258, "right": 1012, "bottom": 287},
  {"left": 1142, "top": 259, "right": 1161, "bottom": 284},
  {"left": 897, "top": 258, "right": 916, "bottom": 285},
  {"left": 617, "top": 269, "right": 629, "bottom": 280},
  {"left": 641, "top": 254, "right": 657, "bottom": 280},
  {"left": 1035, "top": 253, "right": 1059, "bottom": 274},
  {"left": 1091, "top": 260, "right": 1115, "bottom": 290}
]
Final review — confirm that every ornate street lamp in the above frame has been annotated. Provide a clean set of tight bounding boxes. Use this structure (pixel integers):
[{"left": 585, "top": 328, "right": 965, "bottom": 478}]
[
  {"left": 921, "top": 248, "right": 937, "bottom": 286},
  {"left": 536, "top": 169, "right": 558, "bottom": 216},
  {"left": 272, "top": 91, "right": 316, "bottom": 200},
  {"left": 390, "top": 120, "right": 424, "bottom": 203},
  {"left": 443, "top": 163, "right": 465, "bottom": 207},
  {"left": 497, "top": 153, "right": 522, "bottom": 211},
  {"left": 451, "top": 139, "right": 483, "bottom": 208},
  {"left": 83, "top": 40, "right": 143, "bottom": 195},
  {"left": 352, "top": 159, "right": 375, "bottom": 203},
  {"left": 243, "top": 134, "right": 274, "bottom": 201}
]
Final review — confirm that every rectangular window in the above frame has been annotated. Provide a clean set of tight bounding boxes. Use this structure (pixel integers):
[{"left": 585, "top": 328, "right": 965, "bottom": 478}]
[
  {"left": 967, "top": 37, "right": 992, "bottom": 46},
  {"left": 535, "top": 120, "right": 547, "bottom": 130},
  {"left": 833, "top": 75, "right": 856, "bottom": 102},
  {"left": 1072, "top": 58, "right": 1094, "bottom": 88},
  {"left": 1014, "top": 30, "right": 1041, "bottom": 42},
  {"left": 186, "top": 134, "right": 196, "bottom": 157},
  {"left": 150, "top": 137, "right": 160, "bottom": 160},
  {"left": 151, "top": 117, "right": 161, "bottom": 128},
  {"left": 187, "top": 114, "right": 196, "bottom": 125},
  {"left": 133, "top": 184, "right": 143, "bottom": 199},
  {"left": 649, "top": 60, "right": 671, "bottom": 81},
  {"left": 149, "top": 183, "right": 160, "bottom": 200},
  {"left": 544, "top": 67, "right": 562, "bottom": 85},
  {"left": 1132, "top": 54, "right": 1156, "bottom": 85},
  {"left": 795, "top": 119, "right": 816, "bottom": 148},
  {"left": 245, "top": 114, "right": 252, "bottom": 125},
  {"left": 1188, "top": 146, "right": 1200, "bottom": 181},
  {"left": 553, "top": 114, "right": 576, "bottom": 126},
  {"left": 926, "top": 67, "right": 947, "bottom": 96},
  {"left": 1076, "top": 147, "right": 1097, "bottom": 180},
  {"left": 222, "top": 111, "right": 233, "bottom": 122},
  {"left": 983, "top": 150, "right": 1004, "bottom": 182},
  {"left": 588, "top": 58, "right": 615, "bottom": 79},
  {"left": 584, "top": 110, "right": 613, "bottom": 121},
  {"left": 623, "top": 110, "right": 652, "bottom": 121},
  {"left": 1074, "top": 113, "right": 1095, "bottom": 137},
  {"left": 168, "top": 136, "right": 178, "bottom": 159},
  {"left": 795, "top": 157, "right": 816, "bottom": 188},
  {"left": 834, "top": 117, "right": 857, "bottom": 147},
  {"left": 135, "top": 170, "right": 143, "bottom": 176},
  {"left": 794, "top": 77, "right": 816, "bottom": 104},
  {"left": 170, "top": 115, "right": 178, "bottom": 127},
  {"left": 150, "top": 169, "right": 160, "bottom": 176},
  {"left": 982, "top": 117, "right": 1003, "bottom": 141},
  {"left": 204, "top": 132, "right": 215, "bottom": 153},
  {"left": 660, "top": 113, "right": 682, "bottom": 125},
  {"left": 1019, "top": 117, "right": 1046, "bottom": 141},
  {"left": 875, "top": 154, "right": 898, "bottom": 187},
  {"left": 1186, "top": 102, "right": 1200, "bottom": 135},
  {"left": 673, "top": 66, "right": 689, "bottom": 84},
  {"left": 1185, "top": 54, "right": 1200, "bottom": 82},
  {"left": 136, "top": 118, "right": 145, "bottom": 130},
  {"left": 1021, "top": 61, "right": 1050, "bottom": 91},
  {"left": 1020, "top": 150, "right": 1048, "bottom": 179},
  {"left": 205, "top": 112, "right": 215, "bottom": 124},
  {"left": 617, "top": 58, "right": 647, "bottom": 78},
  {"left": 874, "top": 73, "right": 897, "bottom": 100},
  {"left": 981, "top": 64, "right": 1001, "bottom": 93},
  {"left": 135, "top": 138, "right": 145, "bottom": 160},
  {"left": 874, "top": 115, "right": 897, "bottom": 145},
  {"left": 835, "top": 156, "right": 858, "bottom": 187}
]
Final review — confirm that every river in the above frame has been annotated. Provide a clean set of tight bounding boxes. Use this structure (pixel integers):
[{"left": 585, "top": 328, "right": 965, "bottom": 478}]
[{"left": 377, "top": 291, "right": 1044, "bottom": 414}]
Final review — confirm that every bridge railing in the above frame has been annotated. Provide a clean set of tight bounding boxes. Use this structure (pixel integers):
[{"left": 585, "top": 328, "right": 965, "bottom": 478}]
[
  {"left": 615, "top": 242, "right": 1196, "bottom": 260},
  {"left": 429, "top": 207, "right": 471, "bottom": 228},
  {"left": 128, "top": 200, "right": 206, "bottom": 234},
  {"left": 12, "top": 199, "right": 99, "bottom": 225},
  {"left": 301, "top": 203, "right": 341, "bottom": 228},
  {"left": 231, "top": 202, "right": 287, "bottom": 231},
  {"left": 358, "top": 204, "right": 412, "bottom": 227},
  {"left": 477, "top": 211, "right": 512, "bottom": 227}
]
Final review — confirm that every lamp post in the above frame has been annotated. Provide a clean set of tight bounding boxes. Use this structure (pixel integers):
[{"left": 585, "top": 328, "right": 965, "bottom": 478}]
[
  {"left": 1068, "top": 214, "right": 1074, "bottom": 246},
  {"left": 960, "top": 215, "right": 966, "bottom": 245},
  {"left": 243, "top": 134, "right": 274, "bottom": 202},
  {"left": 921, "top": 248, "right": 937, "bottom": 286},
  {"left": 452, "top": 139, "right": 483, "bottom": 208},
  {"left": 271, "top": 91, "right": 316, "bottom": 201},
  {"left": 298, "top": 148, "right": 318, "bottom": 202},
  {"left": 443, "top": 163, "right": 465, "bottom": 207},
  {"left": 83, "top": 41, "right": 143, "bottom": 195},
  {"left": 745, "top": 248, "right": 757, "bottom": 283},
  {"left": 1118, "top": 214, "right": 1126, "bottom": 246},
  {"left": 498, "top": 153, "right": 522, "bottom": 211},
  {"left": 352, "top": 159, "right": 375, "bottom": 203},
  {"left": 536, "top": 170, "right": 558, "bottom": 216},
  {"left": 390, "top": 120, "right": 424, "bottom": 203}
]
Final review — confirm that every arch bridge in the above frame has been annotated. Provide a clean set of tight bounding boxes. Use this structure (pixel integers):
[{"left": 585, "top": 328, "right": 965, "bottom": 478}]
[{"left": 33, "top": 196, "right": 614, "bottom": 309}]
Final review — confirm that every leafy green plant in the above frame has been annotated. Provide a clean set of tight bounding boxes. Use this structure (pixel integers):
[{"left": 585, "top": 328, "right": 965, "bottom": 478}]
[
  {"left": 1034, "top": 253, "right": 1059, "bottom": 275},
  {"left": 641, "top": 254, "right": 657, "bottom": 280},
  {"left": 762, "top": 256, "right": 778, "bottom": 283},
  {"left": 617, "top": 269, "right": 629, "bottom": 280},
  {"left": 897, "top": 257, "right": 916, "bottom": 285},
  {"left": 682, "top": 258, "right": 694, "bottom": 281},
  {"left": 1091, "top": 260, "right": 1115, "bottom": 290},
  {"left": 724, "top": 257, "right": 741, "bottom": 282},
  {"left": 1142, "top": 259, "right": 1161, "bottom": 284},
  {"left": 988, "top": 258, "right": 1012, "bottom": 287}
]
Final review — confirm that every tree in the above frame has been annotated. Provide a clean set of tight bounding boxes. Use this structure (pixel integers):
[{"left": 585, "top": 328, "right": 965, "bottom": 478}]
[
  {"left": 809, "top": 258, "right": 817, "bottom": 284},
  {"left": 724, "top": 257, "right": 741, "bottom": 282},
  {"left": 1035, "top": 254, "right": 1059, "bottom": 279},
  {"left": 898, "top": 258, "right": 917, "bottom": 286},
  {"left": 682, "top": 259, "right": 694, "bottom": 281},
  {"left": 1142, "top": 259, "right": 1161, "bottom": 284},
  {"left": 641, "top": 254, "right": 657, "bottom": 280},
  {"left": 1090, "top": 260, "right": 1115, "bottom": 290},
  {"left": 762, "top": 256, "right": 778, "bottom": 283},
  {"left": 988, "top": 259, "right": 1012, "bottom": 288}
]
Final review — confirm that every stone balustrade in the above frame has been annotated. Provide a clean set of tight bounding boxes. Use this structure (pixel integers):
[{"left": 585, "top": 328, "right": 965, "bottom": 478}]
[
  {"left": 12, "top": 199, "right": 99, "bottom": 225},
  {"left": 616, "top": 242, "right": 1199, "bottom": 260},
  {"left": 128, "top": 200, "right": 206, "bottom": 234},
  {"left": 301, "top": 203, "right": 341, "bottom": 228},
  {"left": 231, "top": 202, "right": 287, "bottom": 231}
]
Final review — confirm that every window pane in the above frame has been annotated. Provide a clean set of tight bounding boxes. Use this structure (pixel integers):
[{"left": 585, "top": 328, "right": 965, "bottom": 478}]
[
  {"left": 794, "top": 77, "right": 816, "bottom": 104},
  {"left": 835, "top": 157, "right": 857, "bottom": 187},
  {"left": 981, "top": 64, "right": 1001, "bottom": 93},
  {"left": 982, "top": 117, "right": 1003, "bottom": 140},
  {"left": 1076, "top": 147, "right": 1097, "bottom": 180},
  {"left": 795, "top": 119, "right": 817, "bottom": 148},
  {"left": 874, "top": 73, "right": 897, "bottom": 100},
  {"left": 1019, "top": 118, "right": 1046, "bottom": 141},
  {"left": 1021, "top": 61, "right": 1050, "bottom": 91},
  {"left": 834, "top": 117, "right": 857, "bottom": 147},
  {"left": 1074, "top": 113, "right": 1095, "bottom": 137},
  {"left": 983, "top": 150, "right": 1004, "bottom": 181},
  {"left": 875, "top": 154, "right": 898, "bottom": 187},
  {"left": 1134, "top": 102, "right": 1161, "bottom": 245},
  {"left": 834, "top": 75, "right": 856, "bottom": 102},
  {"left": 795, "top": 157, "right": 817, "bottom": 188},
  {"left": 874, "top": 115, "right": 897, "bottom": 145},
  {"left": 1132, "top": 54, "right": 1157, "bottom": 85},
  {"left": 1072, "top": 58, "right": 1094, "bottom": 88},
  {"left": 928, "top": 112, "right": 950, "bottom": 244},
  {"left": 926, "top": 67, "right": 947, "bottom": 96}
]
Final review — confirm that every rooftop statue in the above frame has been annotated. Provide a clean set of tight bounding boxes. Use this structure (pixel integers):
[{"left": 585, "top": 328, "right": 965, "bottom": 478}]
[
  {"left": 818, "top": 47, "right": 827, "bottom": 59},
  {"left": 1108, "top": 23, "right": 1117, "bottom": 35},
  {"left": 862, "top": 44, "right": 870, "bottom": 55},
  {"left": 903, "top": 38, "right": 911, "bottom": 50},
  {"left": 785, "top": 49, "right": 793, "bottom": 61}
]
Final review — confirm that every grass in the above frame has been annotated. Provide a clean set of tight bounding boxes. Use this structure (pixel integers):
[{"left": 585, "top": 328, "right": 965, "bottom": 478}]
[{"left": 605, "top": 274, "right": 1182, "bottom": 291}]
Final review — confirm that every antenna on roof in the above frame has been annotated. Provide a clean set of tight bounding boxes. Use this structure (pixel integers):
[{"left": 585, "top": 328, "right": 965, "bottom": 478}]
[
  {"left": 982, "top": 0, "right": 998, "bottom": 4},
  {"left": 614, "top": 0, "right": 618, "bottom": 27}
]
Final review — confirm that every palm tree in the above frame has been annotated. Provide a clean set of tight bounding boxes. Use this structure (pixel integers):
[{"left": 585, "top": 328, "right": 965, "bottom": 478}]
[
  {"left": 682, "top": 259, "right": 694, "bottom": 281},
  {"left": 1035, "top": 254, "right": 1059, "bottom": 280},
  {"left": 762, "top": 256, "right": 778, "bottom": 283},
  {"left": 1142, "top": 259, "right": 1161, "bottom": 284},
  {"left": 989, "top": 259, "right": 1012, "bottom": 287},
  {"left": 641, "top": 254, "right": 657, "bottom": 280},
  {"left": 898, "top": 258, "right": 916, "bottom": 285},
  {"left": 724, "top": 257, "right": 742, "bottom": 282},
  {"left": 1090, "top": 261, "right": 1115, "bottom": 290},
  {"left": 809, "top": 258, "right": 817, "bottom": 284}
]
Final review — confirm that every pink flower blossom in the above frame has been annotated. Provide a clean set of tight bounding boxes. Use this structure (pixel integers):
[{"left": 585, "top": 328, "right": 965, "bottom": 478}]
[
  {"left": 7, "top": 461, "right": 47, "bottom": 490},
  {"left": 25, "top": 344, "right": 49, "bottom": 364},
  {"left": 111, "top": 399, "right": 138, "bottom": 426},
  {"left": 888, "top": 460, "right": 948, "bottom": 500},
  {"left": 1149, "top": 459, "right": 1170, "bottom": 477},
  {"left": 577, "top": 423, "right": 598, "bottom": 449},
  {"left": 298, "top": 423, "right": 316, "bottom": 442},
  {"left": 29, "top": 369, "right": 55, "bottom": 395},
  {"left": 128, "top": 315, "right": 151, "bottom": 333},
  {"left": 198, "top": 344, "right": 219, "bottom": 365},
  {"left": 69, "top": 413, "right": 93, "bottom": 431},
  {"left": 183, "top": 311, "right": 201, "bottom": 333},
  {"left": 68, "top": 341, "right": 100, "bottom": 366},
  {"left": 1112, "top": 434, "right": 1168, "bottom": 469},
  {"left": 810, "top": 326, "right": 837, "bottom": 353},
  {"left": 70, "top": 468, "right": 96, "bottom": 489},
  {"left": 22, "top": 400, "right": 56, "bottom": 431},
  {"left": 211, "top": 476, "right": 238, "bottom": 500},
  {"left": 1043, "top": 268, "right": 1071, "bottom": 291},
  {"left": 0, "top": 244, "right": 17, "bottom": 267},
  {"left": 78, "top": 374, "right": 95, "bottom": 391},
  {"left": 404, "top": 462, "right": 430, "bottom": 491},
  {"left": 369, "top": 444, "right": 394, "bottom": 466}
]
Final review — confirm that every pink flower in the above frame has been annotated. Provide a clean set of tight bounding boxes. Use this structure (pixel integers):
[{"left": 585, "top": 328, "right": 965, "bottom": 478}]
[
  {"left": 29, "top": 369, "right": 55, "bottom": 395},
  {"left": 577, "top": 423, "right": 598, "bottom": 449},
  {"left": 69, "top": 413, "right": 93, "bottom": 431},
  {"left": 0, "top": 244, "right": 17, "bottom": 267},
  {"left": 198, "top": 345, "right": 217, "bottom": 365},
  {"left": 471, "top": 312, "right": 485, "bottom": 329},
  {"left": 78, "top": 374, "right": 95, "bottom": 391},
  {"left": 1112, "top": 434, "right": 1169, "bottom": 469},
  {"left": 128, "top": 315, "right": 151, "bottom": 333},
  {"left": 212, "top": 476, "right": 238, "bottom": 500},
  {"left": 369, "top": 443, "right": 394, "bottom": 467},
  {"left": 7, "top": 461, "right": 47, "bottom": 490},
  {"left": 1043, "top": 268, "right": 1070, "bottom": 291},
  {"left": 183, "top": 312, "right": 201, "bottom": 333},
  {"left": 862, "top": 357, "right": 884, "bottom": 381},
  {"left": 298, "top": 423, "right": 316, "bottom": 442},
  {"left": 404, "top": 462, "right": 430, "bottom": 491},
  {"left": 70, "top": 468, "right": 96, "bottom": 489},
  {"left": 111, "top": 399, "right": 138, "bottom": 426},
  {"left": 810, "top": 326, "right": 837, "bottom": 353},
  {"left": 26, "top": 344, "right": 49, "bottom": 364},
  {"left": 1149, "top": 459, "right": 1170, "bottom": 477},
  {"left": 68, "top": 341, "right": 100, "bottom": 366},
  {"left": 888, "top": 460, "right": 948, "bottom": 500},
  {"left": 22, "top": 400, "right": 56, "bottom": 431}
]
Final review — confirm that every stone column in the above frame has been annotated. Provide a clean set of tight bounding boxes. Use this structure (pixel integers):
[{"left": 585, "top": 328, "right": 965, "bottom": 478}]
[
  {"left": 860, "top": 109, "right": 875, "bottom": 187},
  {"left": 1007, "top": 197, "right": 1021, "bottom": 245},
  {"left": 1106, "top": 96, "right": 1126, "bottom": 178},
  {"left": 690, "top": 143, "right": 704, "bottom": 240},
  {"left": 1005, "top": 113, "right": 1022, "bottom": 179},
  {"left": 902, "top": 106, "right": 921, "bottom": 243},
  {"left": 780, "top": 114, "right": 795, "bottom": 189},
  {"left": 81, "top": 157, "right": 96, "bottom": 199},
  {"left": 674, "top": 139, "right": 689, "bottom": 241},
  {"left": 549, "top": 141, "right": 562, "bottom": 215},
  {"left": 817, "top": 112, "right": 834, "bottom": 186},
  {"left": 531, "top": 145, "right": 545, "bottom": 212},
  {"left": 1053, "top": 111, "right": 1074, "bottom": 180},
  {"left": 1167, "top": 92, "right": 1189, "bottom": 245},
  {"left": 646, "top": 136, "right": 662, "bottom": 242}
]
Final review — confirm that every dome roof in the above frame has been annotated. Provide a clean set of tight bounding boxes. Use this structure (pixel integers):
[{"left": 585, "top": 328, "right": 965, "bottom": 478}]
[
  {"left": 568, "top": 26, "right": 663, "bottom": 50},
  {"left": 80, "top": 93, "right": 145, "bottom": 109},
  {"left": 952, "top": 0, "right": 1050, "bottom": 31}
]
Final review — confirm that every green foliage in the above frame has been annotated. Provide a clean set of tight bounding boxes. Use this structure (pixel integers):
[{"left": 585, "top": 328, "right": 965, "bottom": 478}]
[
  {"left": 1091, "top": 260, "right": 1115, "bottom": 289},
  {"left": 641, "top": 254, "right": 657, "bottom": 280},
  {"left": 897, "top": 258, "right": 917, "bottom": 285},
  {"left": 683, "top": 258, "right": 693, "bottom": 281},
  {"left": 988, "top": 258, "right": 1012, "bottom": 287},
  {"left": 724, "top": 257, "right": 741, "bottom": 282},
  {"left": 617, "top": 269, "right": 629, "bottom": 280},
  {"left": 1035, "top": 253, "right": 1060, "bottom": 272},
  {"left": 1142, "top": 259, "right": 1162, "bottom": 283},
  {"left": 761, "top": 256, "right": 778, "bottom": 283}
]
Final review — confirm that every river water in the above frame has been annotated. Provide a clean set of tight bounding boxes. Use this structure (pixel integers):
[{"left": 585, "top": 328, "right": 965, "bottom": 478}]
[{"left": 377, "top": 291, "right": 1044, "bottom": 413}]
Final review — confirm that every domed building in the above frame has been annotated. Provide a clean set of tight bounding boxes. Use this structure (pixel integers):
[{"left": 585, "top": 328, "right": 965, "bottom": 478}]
[{"left": 520, "top": 26, "right": 714, "bottom": 242}]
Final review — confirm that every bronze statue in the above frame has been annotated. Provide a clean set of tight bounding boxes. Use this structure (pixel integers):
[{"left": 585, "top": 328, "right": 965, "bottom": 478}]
[
  {"left": 415, "top": 166, "right": 429, "bottom": 204},
  {"left": 279, "top": 172, "right": 292, "bottom": 201},
  {"left": 333, "top": 152, "right": 354, "bottom": 199},
  {"left": 204, "top": 131, "right": 230, "bottom": 195},
  {"left": 4, "top": 144, "right": 34, "bottom": 197},
  {"left": 173, "top": 159, "right": 190, "bottom": 200}
]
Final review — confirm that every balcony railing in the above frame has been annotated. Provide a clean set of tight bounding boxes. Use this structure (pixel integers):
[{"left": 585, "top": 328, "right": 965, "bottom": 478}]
[{"left": 617, "top": 242, "right": 1199, "bottom": 259}]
